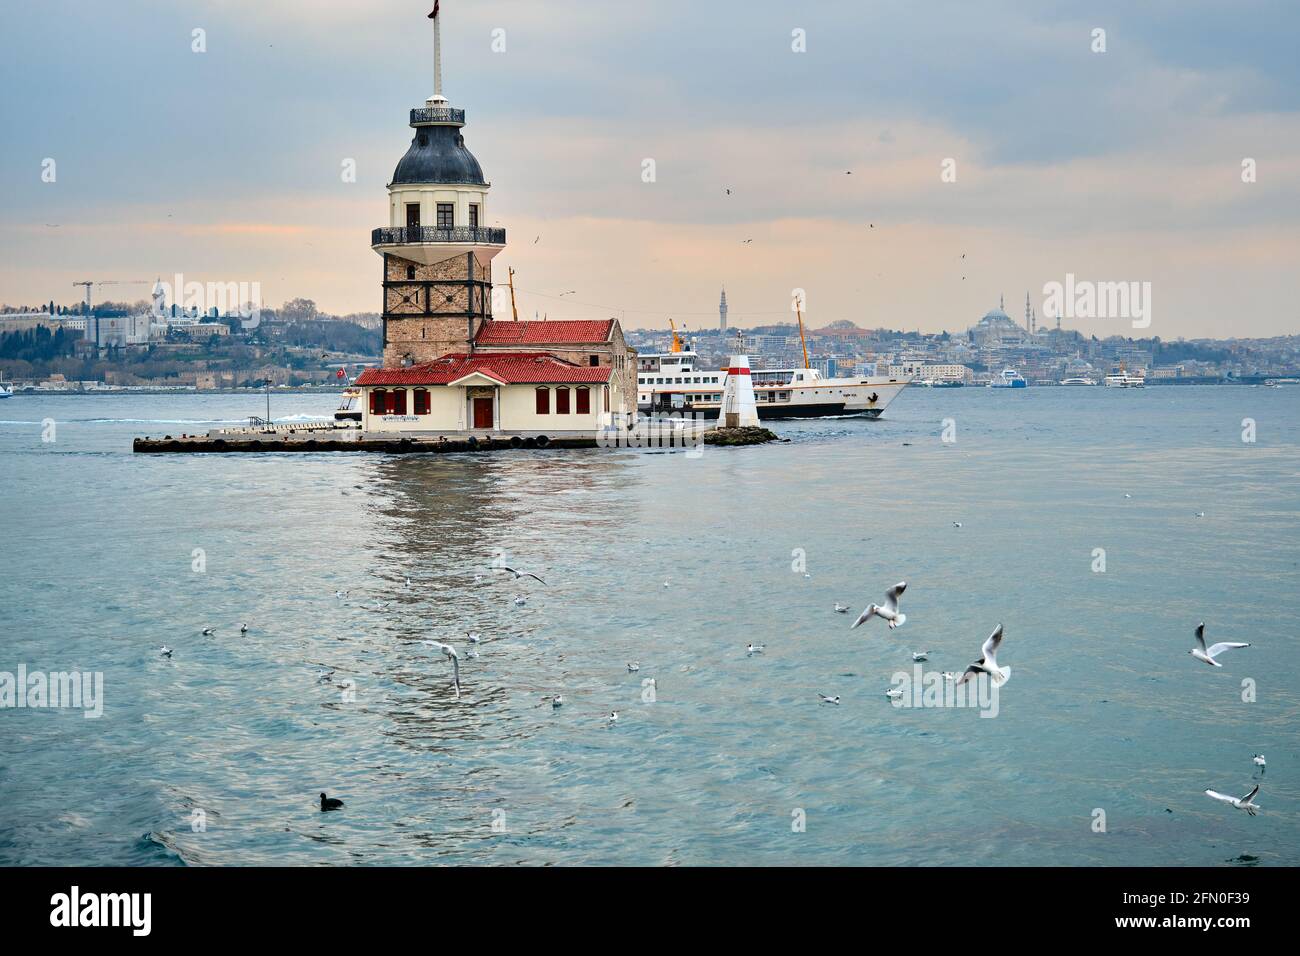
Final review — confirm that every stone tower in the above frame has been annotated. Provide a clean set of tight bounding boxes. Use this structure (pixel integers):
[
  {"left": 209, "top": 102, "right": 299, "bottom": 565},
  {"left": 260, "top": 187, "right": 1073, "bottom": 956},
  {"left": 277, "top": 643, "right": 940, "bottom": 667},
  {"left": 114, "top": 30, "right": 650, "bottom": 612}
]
[{"left": 372, "top": 6, "right": 506, "bottom": 367}]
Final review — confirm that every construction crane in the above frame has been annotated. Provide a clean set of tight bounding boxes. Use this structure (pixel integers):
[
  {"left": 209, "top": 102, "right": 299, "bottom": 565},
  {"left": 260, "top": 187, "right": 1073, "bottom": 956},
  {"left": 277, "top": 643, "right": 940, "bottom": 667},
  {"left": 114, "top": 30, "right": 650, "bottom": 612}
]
[
  {"left": 668, "top": 317, "right": 684, "bottom": 353},
  {"left": 70, "top": 279, "right": 152, "bottom": 314}
]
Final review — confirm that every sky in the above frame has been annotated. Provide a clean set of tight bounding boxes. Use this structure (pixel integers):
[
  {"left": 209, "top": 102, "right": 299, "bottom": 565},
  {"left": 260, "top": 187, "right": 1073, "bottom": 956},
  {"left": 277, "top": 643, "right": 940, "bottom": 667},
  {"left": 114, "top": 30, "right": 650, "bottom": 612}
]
[{"left": 2, "top": 0, "right": 1298, "bottom": 339}]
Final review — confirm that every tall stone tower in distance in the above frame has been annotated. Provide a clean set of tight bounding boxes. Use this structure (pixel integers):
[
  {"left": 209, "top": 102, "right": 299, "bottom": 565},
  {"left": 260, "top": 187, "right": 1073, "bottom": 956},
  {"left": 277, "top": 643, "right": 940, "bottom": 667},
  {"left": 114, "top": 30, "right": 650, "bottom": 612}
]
[
  {"left": 371, "top": 5, "right": 506, "bottom": 367},
  {"left": 719, "top": 286, "right": 728, "bottom": 332}
]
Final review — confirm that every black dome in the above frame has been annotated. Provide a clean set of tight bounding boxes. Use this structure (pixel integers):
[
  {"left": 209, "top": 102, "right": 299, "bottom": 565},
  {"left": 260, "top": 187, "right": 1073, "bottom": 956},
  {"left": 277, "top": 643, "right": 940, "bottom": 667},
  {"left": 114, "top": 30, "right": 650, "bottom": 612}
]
[{"left": 391, "top": 124, "right": 486, "bottom": 186}]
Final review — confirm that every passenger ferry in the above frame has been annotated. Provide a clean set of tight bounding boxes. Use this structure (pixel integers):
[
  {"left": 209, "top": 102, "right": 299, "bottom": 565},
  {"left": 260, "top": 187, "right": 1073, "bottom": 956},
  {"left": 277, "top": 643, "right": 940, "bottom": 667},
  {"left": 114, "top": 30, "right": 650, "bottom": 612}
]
[
  {"left": 1059, "top": 377, "right": 1097, "bottom": 386},
  {"left": 635, "top": 348, "right": 908, "bottom": 419},
  {"left": 1103, "top": 364, "right": 1145, "bottom": 388},
  {"left": 987, "top": 368, "right": 1028, "bottom": 388}
]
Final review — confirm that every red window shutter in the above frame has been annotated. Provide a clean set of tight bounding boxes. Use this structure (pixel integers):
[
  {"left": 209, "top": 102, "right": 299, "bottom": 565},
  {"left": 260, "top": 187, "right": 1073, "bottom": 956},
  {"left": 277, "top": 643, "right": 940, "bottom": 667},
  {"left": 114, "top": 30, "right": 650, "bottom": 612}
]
[
  {"left": 556, "top": 387, "right": 570, "bottom": 414},
  {"left": 370, "top": 389, "right": 386, "bottom": 415},
  {"left": 576, "top": 386, "right": 590, "bottom": 414},
  {"left": 414, "top": 389, "right": 429, "bottom": 414},
  {"left": 535, "top": 387, "right": 549, "bottom": 414}
]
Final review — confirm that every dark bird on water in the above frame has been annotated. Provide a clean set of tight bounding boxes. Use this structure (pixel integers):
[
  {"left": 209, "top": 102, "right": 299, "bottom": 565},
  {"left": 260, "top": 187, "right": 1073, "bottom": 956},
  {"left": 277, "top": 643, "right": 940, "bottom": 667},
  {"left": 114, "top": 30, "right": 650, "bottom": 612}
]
[{"left": 319, "top": 793, "right": 344, "bottom": 811}]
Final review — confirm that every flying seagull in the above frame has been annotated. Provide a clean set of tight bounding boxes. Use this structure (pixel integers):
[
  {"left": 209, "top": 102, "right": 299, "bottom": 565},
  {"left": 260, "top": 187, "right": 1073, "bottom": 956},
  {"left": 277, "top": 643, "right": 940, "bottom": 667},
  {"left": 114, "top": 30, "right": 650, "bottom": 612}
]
[
  {"left": 421, "top": 640, "right": 461, "bottom": 699},
  {"left": 496, "top": 566, "right": 546, "bottom": 584},
  {"left": 1190, "top": 623, "right": 1249, "bottom": 667},
  {"left": 1204, "top": 784, "right": 1260, "bottom": 816},
  {"left": 466, "top": 630, "right": 481, "bottom": 643},
  {"left": 955, "top": 624, "right": 1009, "bottom": 687},
  {"left": 852, "top": 582, "right": 907, "bottom": 629}
]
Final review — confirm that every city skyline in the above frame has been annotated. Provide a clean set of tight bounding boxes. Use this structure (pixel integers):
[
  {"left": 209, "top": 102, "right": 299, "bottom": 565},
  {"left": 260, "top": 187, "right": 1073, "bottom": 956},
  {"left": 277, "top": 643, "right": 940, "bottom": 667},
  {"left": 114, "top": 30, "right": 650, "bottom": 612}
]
[{"left": 2, "top": 1, "right": 1299, "bottom": 338}]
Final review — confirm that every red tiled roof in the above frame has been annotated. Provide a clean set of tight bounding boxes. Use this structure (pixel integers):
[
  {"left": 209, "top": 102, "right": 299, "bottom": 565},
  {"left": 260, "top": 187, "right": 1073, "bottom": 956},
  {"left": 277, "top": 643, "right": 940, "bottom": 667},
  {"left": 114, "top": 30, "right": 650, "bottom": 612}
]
[
  {"left": 355, "top": 352, "right": 612, "bottom": 386},
  {"left": 474, "top": 319, "right": 614, "bottom": 346}
]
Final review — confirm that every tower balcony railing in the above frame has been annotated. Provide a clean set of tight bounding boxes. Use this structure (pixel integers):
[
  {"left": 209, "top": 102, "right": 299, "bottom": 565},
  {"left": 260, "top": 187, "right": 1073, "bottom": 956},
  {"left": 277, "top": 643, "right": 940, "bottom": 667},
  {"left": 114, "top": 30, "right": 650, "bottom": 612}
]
[
  {"left": 372, "top": 226, "right": 506, "bottom": 246},
  {"left": 410, "top": 107, "right": 465, "bottom": 125}
]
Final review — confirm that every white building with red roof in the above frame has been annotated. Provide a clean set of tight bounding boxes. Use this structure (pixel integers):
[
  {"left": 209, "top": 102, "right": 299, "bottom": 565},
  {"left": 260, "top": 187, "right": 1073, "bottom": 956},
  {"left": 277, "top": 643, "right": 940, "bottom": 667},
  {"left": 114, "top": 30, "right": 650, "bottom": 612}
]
[{"left": 355, "top": 10, "right": 636, "bottom": 439}]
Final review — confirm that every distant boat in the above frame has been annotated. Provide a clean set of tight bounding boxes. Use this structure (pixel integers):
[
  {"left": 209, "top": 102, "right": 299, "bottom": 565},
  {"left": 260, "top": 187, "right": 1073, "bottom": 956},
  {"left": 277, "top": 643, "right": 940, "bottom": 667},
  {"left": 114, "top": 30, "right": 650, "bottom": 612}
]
[
  {"left": 931, "top": 380, "right": 964, "bottom": 388},
  {"left": 1059, "top": 377, "right": 1097, "bottom": 386},
  {"left": 1103, "top": 372, "right": 1145, "bottom": 388},
  {"left": 0, "top": 381, "right": 13, "bottom": 399},
  {"left": 988, "top": 368, "right": 1027, "bottom": 388}
]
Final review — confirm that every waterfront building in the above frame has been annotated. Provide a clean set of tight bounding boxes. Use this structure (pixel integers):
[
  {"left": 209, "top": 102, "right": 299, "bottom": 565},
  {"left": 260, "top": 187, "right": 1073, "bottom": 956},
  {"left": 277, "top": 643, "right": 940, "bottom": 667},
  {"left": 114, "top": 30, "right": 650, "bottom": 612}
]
[{"left": 356, "top": 9, "right": 635, "bottom": 438}]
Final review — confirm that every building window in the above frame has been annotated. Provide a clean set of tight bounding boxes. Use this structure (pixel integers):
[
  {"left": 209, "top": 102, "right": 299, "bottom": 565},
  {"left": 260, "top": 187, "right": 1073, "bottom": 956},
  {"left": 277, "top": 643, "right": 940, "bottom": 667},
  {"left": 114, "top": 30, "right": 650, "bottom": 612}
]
[
  {"left": 388, "top": 389, "right": 407, "bottom": 415},
  {"left": 589, "top": 354, "right": 599, "bottom": 367},
  {"left": 406, "top": 265, "right": 416, "bottom": 280},
  {"left": 576, "top": 386, "right": 590, "bottom": 414},
  {"left": 468, "top": 203, "right": 479, "bottom": 228},
  {"left": 413, "top": 388, "right": 430, "bottom": 414},
  {"left": 535, "top": 387, "right": 549, "bottom": 414},
  {"left": 556, "top": 387, "right": 570, "bottom": 414},
  {"left": 437, "top": 203, "right": 454, "bottom": 228},
  {"left": 603, "top": 385, "right": 610, "bottom": 412},
  {"left": 370, "top": 389, "right": 386, "bottom": 415}
]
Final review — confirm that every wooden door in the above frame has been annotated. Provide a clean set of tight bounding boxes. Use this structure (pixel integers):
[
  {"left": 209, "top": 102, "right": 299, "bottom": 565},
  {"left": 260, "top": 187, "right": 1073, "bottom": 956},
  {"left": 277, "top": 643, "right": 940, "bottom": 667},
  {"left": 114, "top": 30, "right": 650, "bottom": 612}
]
[{"left": 472, "top": 397, "right": 493, "bottom": 429}]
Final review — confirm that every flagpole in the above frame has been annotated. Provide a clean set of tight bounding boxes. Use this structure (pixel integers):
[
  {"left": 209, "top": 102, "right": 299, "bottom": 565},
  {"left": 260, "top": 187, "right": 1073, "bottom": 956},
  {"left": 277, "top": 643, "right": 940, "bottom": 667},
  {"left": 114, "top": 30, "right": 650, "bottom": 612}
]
[{"left": 433, "top": 7, "right": 443, "bottom": 99}]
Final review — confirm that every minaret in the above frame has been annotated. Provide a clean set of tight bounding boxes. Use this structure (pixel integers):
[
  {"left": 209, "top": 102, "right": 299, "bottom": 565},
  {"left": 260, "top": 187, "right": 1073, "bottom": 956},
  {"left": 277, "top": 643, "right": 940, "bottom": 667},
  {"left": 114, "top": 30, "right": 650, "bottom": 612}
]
[
  {"left": 1024, "top": 292, "right": 1032, "bottom": 333},
  {"left": 719, "top": 287, "right": 728, "bottom": 332},
  {"left": 372, "top": 4, "right": 506, "bottom": 367}
]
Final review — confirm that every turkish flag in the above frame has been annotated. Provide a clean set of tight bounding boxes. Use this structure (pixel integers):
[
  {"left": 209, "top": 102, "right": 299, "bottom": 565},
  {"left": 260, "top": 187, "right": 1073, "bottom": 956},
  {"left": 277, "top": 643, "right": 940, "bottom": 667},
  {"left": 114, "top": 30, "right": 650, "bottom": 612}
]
[
  {"left": 428, "top": 2, "right": 439, "bottom": 18},
  {"left": 336, "top": 367, "right": 346, "bottom": 379}
]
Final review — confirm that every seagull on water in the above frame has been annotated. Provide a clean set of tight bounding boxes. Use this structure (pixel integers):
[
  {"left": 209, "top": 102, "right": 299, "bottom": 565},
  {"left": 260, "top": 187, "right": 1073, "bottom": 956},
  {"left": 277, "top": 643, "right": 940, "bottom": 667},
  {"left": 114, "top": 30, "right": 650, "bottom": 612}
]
[
  {"left": 1204, "top": 784, "right": 1260, "bottom": 816},
  {"left": 1195, "top": 512, "right": 1205, "bottom": 518},
  {"left": 159, "top": 646, "right": 173, "bottom": 658},
  {"left": 1253, "top": 753, "right": 1266, "bottom": 768},
  {"left": 955, "top": 624, "right": 1009, "bottom": 687},
  {"left": 466, "top": 631, "right": 481, "bottom": 643},
  {"left": 544, "top": 694, "right": 563, "bottom": 708},
  {"left": 746, "top": 643, "right": 765, "bottom": 656},
  {"left": 852, "top": 582, "right": 907, "bottom": 630},
  {"left": 607, "top": 711, "right": 619, "bottom": 725},
  {"left": 335, "top": 590, "right": 348, "bottom": 600},
  {"left": 953, "top": 522, "right": 963, "bottom": 528},
  {"left": 496, "top": 566, "right": 546, "bottom": 585},
  {"left": 912, "top": 651, "right": 929, "bottom": 662},
  {"left": 319, "top": 793, "right": 344, "bottom": 811},
  {"left": 201, "top": 627, "right": 215, "bottom": 636},
  {"left": 818, "top": 694, "right": 841, "bottom": 705},
  {"left": 627, "top": 662, "right": 640, "bottom": 672},
  {"left": 513, "top": 595, "right": 526, "bottom": 606},
  {"left": 421, "top": 640, "right": 461, "bottom": 699},
  {"left": 239, "top": 623, "right": 248, "bottom": 633},
  {"left": 833, "top": 603, "right": 849, "bottom": 613},
  {"left": 885, "top": 687, "right": 904, "bottom": 700},
  {"left": 1190, "top": 623, "right": 1250, "bottom": 667},
  {"left": 941, "top": 671, "right": 962, "bottom": 682}
]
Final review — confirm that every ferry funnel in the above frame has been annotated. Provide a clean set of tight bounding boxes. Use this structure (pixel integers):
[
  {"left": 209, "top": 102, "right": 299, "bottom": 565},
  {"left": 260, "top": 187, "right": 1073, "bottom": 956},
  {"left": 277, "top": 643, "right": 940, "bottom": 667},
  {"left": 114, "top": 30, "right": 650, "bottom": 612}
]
[{"left": 720, "top": 354, "right": 759, "bottom": 427}]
